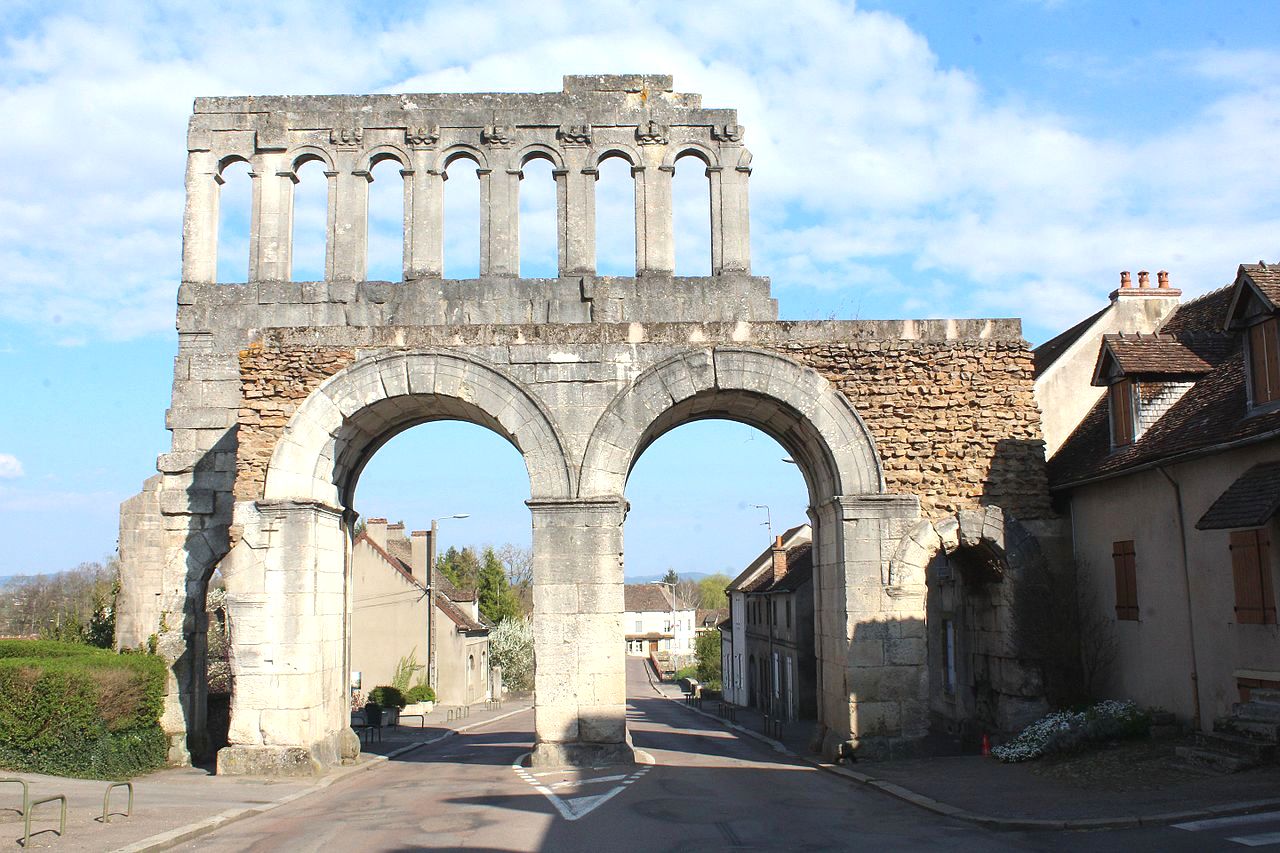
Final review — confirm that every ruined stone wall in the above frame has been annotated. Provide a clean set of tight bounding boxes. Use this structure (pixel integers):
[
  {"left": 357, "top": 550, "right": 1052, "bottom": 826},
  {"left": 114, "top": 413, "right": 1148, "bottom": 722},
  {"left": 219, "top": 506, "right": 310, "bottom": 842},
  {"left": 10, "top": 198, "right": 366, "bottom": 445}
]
[
  {"left": 231, "top": 324, "right": 1052, "bottom": 525},
  {"left": 783, "top": 340, "right": 1052, "bottom": 522}
]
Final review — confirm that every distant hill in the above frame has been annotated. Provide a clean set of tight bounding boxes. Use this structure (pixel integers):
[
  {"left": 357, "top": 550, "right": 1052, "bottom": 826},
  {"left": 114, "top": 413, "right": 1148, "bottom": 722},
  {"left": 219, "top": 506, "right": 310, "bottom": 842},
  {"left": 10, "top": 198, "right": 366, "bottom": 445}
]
[{"left": 624, "top": 571, "right": 719, "bottom": 584}]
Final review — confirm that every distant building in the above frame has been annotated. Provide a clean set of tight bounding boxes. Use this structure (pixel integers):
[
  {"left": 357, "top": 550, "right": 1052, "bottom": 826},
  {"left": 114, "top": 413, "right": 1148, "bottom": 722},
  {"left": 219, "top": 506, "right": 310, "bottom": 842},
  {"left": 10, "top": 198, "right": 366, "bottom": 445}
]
[
  {"left": 623, "top": 584, "right": 697, "bottom": 662},
  {"left": 351, "top": 519, "right": 493, "bottom": 706},
  {"left": 722, "top": 524, "right": 815, "bottom": 721}
]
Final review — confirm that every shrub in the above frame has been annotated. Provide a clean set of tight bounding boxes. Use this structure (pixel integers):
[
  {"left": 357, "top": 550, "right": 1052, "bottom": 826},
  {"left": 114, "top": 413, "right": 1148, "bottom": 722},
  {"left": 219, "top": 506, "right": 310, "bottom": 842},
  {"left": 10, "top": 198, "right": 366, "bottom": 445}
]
[
  {"left": 489, "top": 617, "right": 533, "bottom": 693},
  {"left": 368, "top": 685, "right": 406, "bottom": 708},
  {"left": 405, "top": 684, "right": 436, "bottom": 704},
  {"left": 992, "top": 699, "right": 1152, "bottom": 763},
  {"left": 0, "top": 639, "right": 167, "bottom": 779}
]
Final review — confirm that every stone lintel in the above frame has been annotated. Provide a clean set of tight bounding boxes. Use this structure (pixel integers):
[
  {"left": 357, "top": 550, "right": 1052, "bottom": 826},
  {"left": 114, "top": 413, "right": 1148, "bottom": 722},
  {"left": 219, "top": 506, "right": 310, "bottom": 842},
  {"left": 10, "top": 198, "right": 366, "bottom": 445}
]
[{"left": 814, "top": 493, "right": 921, "bottom": 522}]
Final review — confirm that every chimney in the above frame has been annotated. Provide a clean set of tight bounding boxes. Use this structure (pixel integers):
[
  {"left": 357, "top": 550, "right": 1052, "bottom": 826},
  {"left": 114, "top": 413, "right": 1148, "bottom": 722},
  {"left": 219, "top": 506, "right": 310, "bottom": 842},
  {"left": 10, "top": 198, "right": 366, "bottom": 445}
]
[
  {"left": 387, "top": 521, "right": 406, "bottom": 544},
  {"left": 411, "top": 530, "right": 430, "bottom": 582},
  {"left": 771, "top": 535, "right": 788, "bottom": 581},
  {"left": 1111, "top": 268, "right": 1180, "bottom": 301},
  {"left": 366, "top": 518, "right": 387, "bottom": 549}
]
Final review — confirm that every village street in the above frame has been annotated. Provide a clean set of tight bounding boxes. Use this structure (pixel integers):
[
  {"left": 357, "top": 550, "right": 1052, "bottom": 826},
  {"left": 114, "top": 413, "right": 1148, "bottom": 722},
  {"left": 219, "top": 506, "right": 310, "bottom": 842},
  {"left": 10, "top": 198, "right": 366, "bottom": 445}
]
[{"left": 163, "top": 659, "right": 1276, "bottom": 852}]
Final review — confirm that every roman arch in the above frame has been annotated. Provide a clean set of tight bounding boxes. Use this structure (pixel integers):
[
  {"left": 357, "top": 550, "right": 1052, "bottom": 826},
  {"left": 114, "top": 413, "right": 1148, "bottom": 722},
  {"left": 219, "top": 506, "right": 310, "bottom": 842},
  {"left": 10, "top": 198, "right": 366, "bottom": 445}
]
[{"left": 117, "top": 75, "right": 1058, "bottom": 774}]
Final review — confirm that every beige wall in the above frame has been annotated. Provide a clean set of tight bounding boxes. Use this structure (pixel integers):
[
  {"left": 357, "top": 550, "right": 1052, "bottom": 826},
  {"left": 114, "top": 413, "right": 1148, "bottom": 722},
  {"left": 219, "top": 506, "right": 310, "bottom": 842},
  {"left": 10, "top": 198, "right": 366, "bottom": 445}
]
[
  {"left": 1035, "top": 294, "right": 1179, "bottom": 458},
  {"left": 1071, "top": 444, "right": 1280, "bottom": 729},
  {"left": 350, "top": 538, "right": 430, "bottom": 694},
  {"left": 436, "top": 625, "right": 490, "bottom": 706}
]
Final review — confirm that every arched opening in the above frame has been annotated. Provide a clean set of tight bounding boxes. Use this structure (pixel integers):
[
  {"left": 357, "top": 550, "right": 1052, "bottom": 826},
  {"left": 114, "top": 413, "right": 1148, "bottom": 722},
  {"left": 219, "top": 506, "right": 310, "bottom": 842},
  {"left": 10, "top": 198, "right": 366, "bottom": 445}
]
[
  {"left": 215, "top": 158, "right": 251, "bottom": 283},
  {"left": 519, "top": 155, "right": 557, "bottom": 278},
  {"left": 672, "top": 150, "right": 712, "bottom": 276},
  {"left": 367, "top": 156, "right": 407, "bottom": 281},
  {"left": 291, "top": 157, "right": 328, "bottom": 281},
  {"left": 205, "top": 565, "right": 231, "bottom": 760},
  {"left": 595, "top": 153, "right": 636, "bottom": 276},
  {"left": 443, "top": 153, "right": 481, "bottom": 278},
  {"left": 349, "top": 419, "right": 530, "bottom": 716},
  {"left": 626, "top": 418, "right": 812, "bottom": 724}
]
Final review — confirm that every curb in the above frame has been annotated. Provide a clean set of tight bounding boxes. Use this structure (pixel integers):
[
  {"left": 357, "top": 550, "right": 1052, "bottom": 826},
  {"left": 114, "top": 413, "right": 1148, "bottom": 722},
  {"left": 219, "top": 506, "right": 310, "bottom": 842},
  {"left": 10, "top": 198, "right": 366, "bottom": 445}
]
[
  {"left": 659, "top": 694, "right": 1280, "bottom": 832},
  {"left": 111, "top": 704, "right": 531, "bottom": 853}
]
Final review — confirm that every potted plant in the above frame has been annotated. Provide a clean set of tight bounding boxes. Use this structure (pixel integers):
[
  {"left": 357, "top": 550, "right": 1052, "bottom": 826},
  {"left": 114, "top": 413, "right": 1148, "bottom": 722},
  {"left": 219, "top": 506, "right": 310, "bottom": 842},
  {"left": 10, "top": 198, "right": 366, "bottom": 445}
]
[
  {"left": 368, "top": 686, "right": 406, "bottom": 726},
  {"left": 402, "top": 684, "right": 436, "bottom": 715}
]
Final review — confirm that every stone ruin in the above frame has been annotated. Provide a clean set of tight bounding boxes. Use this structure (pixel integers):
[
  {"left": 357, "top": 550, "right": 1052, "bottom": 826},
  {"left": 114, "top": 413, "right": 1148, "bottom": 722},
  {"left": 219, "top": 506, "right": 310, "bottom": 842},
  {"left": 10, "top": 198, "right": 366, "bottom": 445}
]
[{"left": 116, "top": 75, "right": 1059, "bottom": 774}]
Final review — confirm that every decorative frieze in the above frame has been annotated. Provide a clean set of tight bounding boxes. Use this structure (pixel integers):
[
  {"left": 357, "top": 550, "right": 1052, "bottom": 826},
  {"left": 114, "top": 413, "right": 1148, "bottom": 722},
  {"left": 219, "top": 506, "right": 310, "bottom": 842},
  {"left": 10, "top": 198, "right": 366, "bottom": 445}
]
[
  {"left": 405, "top": 124, "right": 440, "bottom": 148},
  {"left": 712, "top": 123, "right": 745, "bottom": 142},
  {"left": 635, "top": 119, "right": 668, "bottom": 145},
  {"left": 558, "top": 123, "right": 593, "bottom": 145},
  {"left": 328, "top": 127, "right": 363, "bottom": 147}
]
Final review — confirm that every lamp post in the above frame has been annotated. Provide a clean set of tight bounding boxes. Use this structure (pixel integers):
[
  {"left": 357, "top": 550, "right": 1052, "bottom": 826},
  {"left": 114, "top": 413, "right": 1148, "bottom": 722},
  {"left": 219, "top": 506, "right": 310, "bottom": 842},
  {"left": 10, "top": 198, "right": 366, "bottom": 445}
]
[{"left": 427, "top": 513, "right": 470, "bottom": 690}]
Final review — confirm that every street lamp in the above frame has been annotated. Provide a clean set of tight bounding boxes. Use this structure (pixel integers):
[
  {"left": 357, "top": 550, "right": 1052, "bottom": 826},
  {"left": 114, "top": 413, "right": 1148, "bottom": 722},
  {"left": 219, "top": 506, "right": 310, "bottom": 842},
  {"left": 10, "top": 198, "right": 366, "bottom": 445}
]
[
  {"left": 426, "top": 513, "right": 470, "bottom": 689},
  {"left": 751, "top": 503, "right": 773, "bottom": 542}
]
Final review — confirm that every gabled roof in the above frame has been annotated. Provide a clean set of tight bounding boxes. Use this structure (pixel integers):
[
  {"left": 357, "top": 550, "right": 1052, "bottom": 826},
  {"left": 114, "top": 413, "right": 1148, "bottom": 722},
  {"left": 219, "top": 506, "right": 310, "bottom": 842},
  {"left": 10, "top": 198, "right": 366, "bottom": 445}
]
[
  {"left": 727, "top": 523, "right": 811, "bottom": 593},
  {"left": 434, "top": 592, "right": 487, "bottom": 633},
  {"left": 1225, "top": 263, "right": 1280, "bottom": 328},
  {"left": 1050, "top": 279, "right": 1280, "bottom": 489},
  {"left": 1197, "top": 461, "right": 1280, "bottom": 530},
  {"left": 624, "top": 584, "right": 692, "bottom": 613},
  {"left": 747, "top": 543, "right": 814, "bottom": 594},
  {"left": 354, "top": 531, "right": 485, "bottom": 630},
  {"left": 1091, "top": 333, "right": 1212, "bottom": 386},
  {"left": 1034, "top": 306, "right": 1108, "bottom": 377}
]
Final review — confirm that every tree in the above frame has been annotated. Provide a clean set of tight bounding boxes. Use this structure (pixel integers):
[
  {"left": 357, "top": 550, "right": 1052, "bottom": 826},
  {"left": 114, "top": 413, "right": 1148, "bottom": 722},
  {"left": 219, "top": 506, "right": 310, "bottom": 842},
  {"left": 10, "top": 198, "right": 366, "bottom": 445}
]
[
  {"left": 489, "top": 616, "right": 534, "bottom": 693},
  {"left": 697, "top": 574, "right": 733, "bottom": 609},
  {"left": 2, "top": 559, "right": 118, "bottom": 643},
  {"left": 477, "top": 547, "right": 523, "bottom": 624},
  {"left": 496, "top": 544, "right": 533, "bottom": 615},
  {"left": 437, "top": 546, "right": 482, "bottom": 593},
  {"left": 661, "top": 568, "right": 679, "bottom": 586},
  {"left": 695, "top": 631, "right": 721, "bottom": 686}
]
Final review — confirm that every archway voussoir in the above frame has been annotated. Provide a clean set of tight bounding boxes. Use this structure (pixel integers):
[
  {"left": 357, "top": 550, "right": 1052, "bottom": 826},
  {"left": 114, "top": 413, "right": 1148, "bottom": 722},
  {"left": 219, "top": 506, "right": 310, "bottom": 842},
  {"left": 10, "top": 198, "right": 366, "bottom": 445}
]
[{"left": 375, "top": 354, "right": 411, "bottom": 399}]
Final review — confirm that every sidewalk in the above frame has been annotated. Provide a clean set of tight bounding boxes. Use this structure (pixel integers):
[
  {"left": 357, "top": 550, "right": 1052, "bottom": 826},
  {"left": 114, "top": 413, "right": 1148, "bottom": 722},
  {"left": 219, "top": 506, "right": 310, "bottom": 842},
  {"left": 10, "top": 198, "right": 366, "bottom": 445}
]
[
  {"left": 0, "top": 698, "right": 531, "bottom": 851},
  {"left": 659, "top": 686, "right": 1280, "bottom": 831}
]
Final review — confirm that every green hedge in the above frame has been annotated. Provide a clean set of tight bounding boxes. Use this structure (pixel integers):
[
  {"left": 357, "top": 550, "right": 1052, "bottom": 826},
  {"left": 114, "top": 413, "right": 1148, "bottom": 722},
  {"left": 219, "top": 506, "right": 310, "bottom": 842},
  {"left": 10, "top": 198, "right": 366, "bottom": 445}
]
[
  {"left": 368, "top": 685, "right": 406, "bottom": 708},
  {"left": 0, "top": 639, "right": 168, "bottom": 779}
]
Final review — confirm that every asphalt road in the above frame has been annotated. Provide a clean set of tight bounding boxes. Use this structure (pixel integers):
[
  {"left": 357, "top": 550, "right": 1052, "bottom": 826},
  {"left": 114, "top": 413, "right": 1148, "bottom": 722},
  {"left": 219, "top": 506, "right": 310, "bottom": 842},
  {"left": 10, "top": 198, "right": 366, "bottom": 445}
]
[{"left": 172, "top": 661, "right": 1274, "bottom": 851}]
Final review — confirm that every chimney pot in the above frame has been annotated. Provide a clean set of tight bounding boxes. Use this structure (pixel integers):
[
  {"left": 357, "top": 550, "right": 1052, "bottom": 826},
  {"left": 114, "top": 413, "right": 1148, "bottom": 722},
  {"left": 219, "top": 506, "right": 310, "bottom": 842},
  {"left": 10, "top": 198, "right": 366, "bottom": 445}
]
[
  {"left": 1138, "top": 270, "right": 1150, "bottom": 288},
  {"left": 367, "top": 518, "right": 388, "bottom": 549},
  {"left": 1158, "top": 270, "right": 1170, "bottom": 289},
  {"left": 1120, "top": 271, "right": 1131, "bottom": 288}
]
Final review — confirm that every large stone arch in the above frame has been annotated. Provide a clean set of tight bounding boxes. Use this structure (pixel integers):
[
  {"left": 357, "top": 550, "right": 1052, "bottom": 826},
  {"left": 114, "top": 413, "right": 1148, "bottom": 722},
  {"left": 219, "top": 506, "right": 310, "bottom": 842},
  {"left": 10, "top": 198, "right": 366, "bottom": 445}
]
[
  {"left": 579, "top": 346, "right": 883, "bottom": 502},
  {"left": 264, "top": 350, "right": 574, "bottom": 506}
]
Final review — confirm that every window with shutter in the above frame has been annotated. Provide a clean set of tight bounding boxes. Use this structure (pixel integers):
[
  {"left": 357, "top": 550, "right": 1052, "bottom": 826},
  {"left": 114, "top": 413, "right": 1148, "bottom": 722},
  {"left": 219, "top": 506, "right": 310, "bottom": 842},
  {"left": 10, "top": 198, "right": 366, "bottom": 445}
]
[
  {"left": 1230, "top": 529, "right": 1277, "bottom": 625},
  {"left": 1110, "top": 380, "right": 1137, "bottom": 448},
  {"left": 1112, "top": 540, "right": 1139, "bottom": 620},
  {"left": 1248, "top": 318, "right": 1280, "bottom": 407}
]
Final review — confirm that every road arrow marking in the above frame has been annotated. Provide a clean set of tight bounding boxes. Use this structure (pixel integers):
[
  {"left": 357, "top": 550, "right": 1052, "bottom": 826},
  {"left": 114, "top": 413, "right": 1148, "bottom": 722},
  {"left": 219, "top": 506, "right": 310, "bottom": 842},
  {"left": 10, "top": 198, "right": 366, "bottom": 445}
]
[{"left": 511, "top": 754, "right": 651, "bottom": 821}]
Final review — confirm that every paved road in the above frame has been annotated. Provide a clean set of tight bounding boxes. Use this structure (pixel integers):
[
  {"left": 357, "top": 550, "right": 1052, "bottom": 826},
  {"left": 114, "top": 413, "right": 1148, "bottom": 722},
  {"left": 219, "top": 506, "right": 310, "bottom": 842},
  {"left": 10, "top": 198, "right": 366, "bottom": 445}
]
[{"left": 172, "top": 661, "right": 1273, "bottom": 851}]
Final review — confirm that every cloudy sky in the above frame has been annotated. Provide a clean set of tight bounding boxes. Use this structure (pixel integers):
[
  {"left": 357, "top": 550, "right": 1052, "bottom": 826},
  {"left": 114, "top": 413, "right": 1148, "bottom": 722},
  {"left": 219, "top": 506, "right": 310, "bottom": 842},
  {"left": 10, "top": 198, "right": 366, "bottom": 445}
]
[{"left": 1, "top": 0, "right": 1277, "bottom": 577}]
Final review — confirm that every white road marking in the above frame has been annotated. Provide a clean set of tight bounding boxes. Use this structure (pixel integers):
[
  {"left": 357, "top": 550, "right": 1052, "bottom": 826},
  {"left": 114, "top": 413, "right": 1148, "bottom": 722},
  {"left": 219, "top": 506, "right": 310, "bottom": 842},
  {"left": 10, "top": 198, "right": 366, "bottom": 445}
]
[
  {"left": 511, "top": 753, "right": 651, "bottom": 821},
  {"left": 1174, "top": 812, "right": 1280, "bottom": 832},
  {"left": 1229, "top": 831, "right": 1280, "bottom": 847}
]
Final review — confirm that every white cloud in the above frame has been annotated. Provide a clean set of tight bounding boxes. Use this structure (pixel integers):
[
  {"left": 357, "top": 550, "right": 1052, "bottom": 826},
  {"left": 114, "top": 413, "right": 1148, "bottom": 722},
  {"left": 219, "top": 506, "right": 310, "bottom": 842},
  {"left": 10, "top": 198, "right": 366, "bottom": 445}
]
[
  {"left": 0, "top": 0, "right": 1276, "bottom": 343},
  {"left": 0, "top": 454, "right": 24, "bottom": 479}
]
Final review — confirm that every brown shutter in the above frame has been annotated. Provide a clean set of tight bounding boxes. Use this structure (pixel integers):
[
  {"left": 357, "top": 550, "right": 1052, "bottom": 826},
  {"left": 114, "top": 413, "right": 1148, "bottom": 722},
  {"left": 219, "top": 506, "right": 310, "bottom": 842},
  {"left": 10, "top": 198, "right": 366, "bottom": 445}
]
[
  {"left": 1258, "top": 529, "right": 1277, "bottom": 624},
  {"left": 1112, "top": 540, "right": 1138, "bottom": 620},
  {"left": 1250, "top": 320, "right": 1280, "bottom": 405},
  {"left": 1231, "top": 530, "right": 1270, "bottom": 624},
  {"left": 1266, "top": 320, "right": 1280, "bottom": 404}
]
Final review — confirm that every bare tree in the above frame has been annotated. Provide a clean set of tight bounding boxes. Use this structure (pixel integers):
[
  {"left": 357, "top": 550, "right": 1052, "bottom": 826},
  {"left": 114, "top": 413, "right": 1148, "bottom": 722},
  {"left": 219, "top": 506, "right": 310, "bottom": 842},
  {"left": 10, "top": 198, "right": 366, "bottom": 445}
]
[{"left": 496, "top": 544, "right": 533, "bottom": 615}]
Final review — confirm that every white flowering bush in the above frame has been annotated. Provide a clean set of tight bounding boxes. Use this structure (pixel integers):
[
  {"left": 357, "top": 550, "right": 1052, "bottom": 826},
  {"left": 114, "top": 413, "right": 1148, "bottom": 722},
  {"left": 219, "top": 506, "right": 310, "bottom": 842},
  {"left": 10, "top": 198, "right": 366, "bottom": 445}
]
[{"left": 992, "top": 700, "right": 1150, "bottom": 763}]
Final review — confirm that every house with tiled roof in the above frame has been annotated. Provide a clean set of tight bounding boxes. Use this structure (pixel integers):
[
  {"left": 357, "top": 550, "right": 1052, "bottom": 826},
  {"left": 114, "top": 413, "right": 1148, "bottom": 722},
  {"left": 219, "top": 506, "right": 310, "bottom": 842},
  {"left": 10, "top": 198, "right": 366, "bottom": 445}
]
[
  {"left": 623, "top": 583, "right": 696, "bottom": 662},
  {"left": 1042, "top": 263, "right": 1280, "bottom": 738},
  {"left": 721, "top": 524, "right": 814, "bottom": 719},
  {"left": 351, "top": 518, "right": 492, "bottom": 707}
]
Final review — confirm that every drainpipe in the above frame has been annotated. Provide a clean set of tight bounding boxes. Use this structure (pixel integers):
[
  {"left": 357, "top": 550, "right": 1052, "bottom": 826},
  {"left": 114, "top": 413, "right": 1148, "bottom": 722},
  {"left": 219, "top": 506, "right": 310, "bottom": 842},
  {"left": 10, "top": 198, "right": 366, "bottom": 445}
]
[{"left": 1158, "top": 465, "right": 1203, "bottom": 731}]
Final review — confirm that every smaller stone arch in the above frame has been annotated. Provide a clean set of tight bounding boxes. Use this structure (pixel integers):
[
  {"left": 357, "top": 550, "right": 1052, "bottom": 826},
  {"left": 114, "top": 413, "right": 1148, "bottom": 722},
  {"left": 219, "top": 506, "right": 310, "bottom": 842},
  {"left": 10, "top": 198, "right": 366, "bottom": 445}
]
[
  {"left": 366, "top": 144, "right": 411, "bottom": 171},
  {"left": 887, "top": 505, "right": 1046, "bottom": 592},
  {"left": 516, "top": 143, "right": 566, "bottom": 172},
  {"left": 437, "top": 144, "right": 490, "bottom": 173},
  {"left": 288, "top": 145, "right": 336, "bottom": 173},
  {"left": 662, "top": 142, "right": 721, "bottom": 171},
  {"left": 592, "top": 145, "right": 640, "bottom": 169}
]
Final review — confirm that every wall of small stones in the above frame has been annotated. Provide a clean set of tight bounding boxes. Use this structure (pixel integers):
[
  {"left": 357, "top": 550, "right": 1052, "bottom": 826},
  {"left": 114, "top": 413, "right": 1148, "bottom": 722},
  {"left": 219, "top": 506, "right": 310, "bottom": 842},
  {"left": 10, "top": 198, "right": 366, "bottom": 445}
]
[{"left": 233, "top": 333, "right": 1052, "bottom": 525}]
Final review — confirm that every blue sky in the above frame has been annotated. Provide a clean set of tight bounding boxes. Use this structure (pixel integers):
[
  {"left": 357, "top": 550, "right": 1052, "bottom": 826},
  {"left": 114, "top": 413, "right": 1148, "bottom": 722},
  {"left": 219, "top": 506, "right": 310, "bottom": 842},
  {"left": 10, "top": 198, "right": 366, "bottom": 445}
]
[{"left": 1, "top": 0, "right": 1278, "bottom": 577}]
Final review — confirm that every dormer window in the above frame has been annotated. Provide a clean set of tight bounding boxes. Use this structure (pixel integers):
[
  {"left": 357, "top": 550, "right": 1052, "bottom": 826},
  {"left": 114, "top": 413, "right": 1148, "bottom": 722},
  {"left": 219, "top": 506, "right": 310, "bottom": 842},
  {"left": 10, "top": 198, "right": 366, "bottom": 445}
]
[
  {"left": 1109, "top": 379, "right": 1136, "bottom": 448},
  {"left": 1248, "top": 317, "right": 1280, "bottom": 407}
]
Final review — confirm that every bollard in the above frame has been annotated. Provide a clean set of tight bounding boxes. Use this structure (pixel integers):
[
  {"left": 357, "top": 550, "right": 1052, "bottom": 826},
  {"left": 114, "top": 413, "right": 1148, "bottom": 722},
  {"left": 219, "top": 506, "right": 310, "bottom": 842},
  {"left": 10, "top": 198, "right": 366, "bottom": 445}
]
[
  {"left": 24, "top": 794, "right": 66, "bottom": 848},
  {"left": 1, "top": 777, "right": 29, "bottom": 818},
  {"left": 102, "top": 781, "right": 134, "bottom": 823}
]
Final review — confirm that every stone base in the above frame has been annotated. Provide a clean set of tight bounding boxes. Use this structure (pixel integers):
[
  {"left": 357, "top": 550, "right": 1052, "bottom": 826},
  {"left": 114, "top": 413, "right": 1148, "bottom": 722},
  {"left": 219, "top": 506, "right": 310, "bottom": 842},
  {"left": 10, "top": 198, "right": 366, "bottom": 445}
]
[
  {"left": 216, "top": 729, "right": 352, "bottom": 776},
  {"left": 530, "top": 740, "right": 636, "bottom": 768},
  {"left": 821, "top": 729, "right": 930, "bottom": 762}
]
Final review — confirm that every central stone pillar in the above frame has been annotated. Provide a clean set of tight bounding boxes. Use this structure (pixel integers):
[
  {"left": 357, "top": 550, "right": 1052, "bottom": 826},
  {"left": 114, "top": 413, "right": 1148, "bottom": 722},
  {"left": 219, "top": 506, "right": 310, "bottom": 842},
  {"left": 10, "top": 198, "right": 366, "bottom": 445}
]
[{"left": 528, "top": 496, "right": 633, "bottom": 767}]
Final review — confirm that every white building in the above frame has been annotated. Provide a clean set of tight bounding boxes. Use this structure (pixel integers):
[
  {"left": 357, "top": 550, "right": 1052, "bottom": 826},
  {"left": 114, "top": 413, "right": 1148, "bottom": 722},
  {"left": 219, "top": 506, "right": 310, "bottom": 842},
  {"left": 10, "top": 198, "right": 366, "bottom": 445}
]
[
  {"left": 721, "top": 524, "right": 812, "bottom": 707},
  {"left": 623, "top": 584, "right": 697, "bottom": 660}
]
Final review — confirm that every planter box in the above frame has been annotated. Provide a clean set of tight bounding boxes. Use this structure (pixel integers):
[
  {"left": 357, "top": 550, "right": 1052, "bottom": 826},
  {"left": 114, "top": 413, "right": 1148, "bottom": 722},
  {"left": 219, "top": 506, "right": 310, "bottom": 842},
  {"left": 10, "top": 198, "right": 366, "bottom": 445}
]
[{"left": 402, "top": 701, "right": 435, "bottom": 716}]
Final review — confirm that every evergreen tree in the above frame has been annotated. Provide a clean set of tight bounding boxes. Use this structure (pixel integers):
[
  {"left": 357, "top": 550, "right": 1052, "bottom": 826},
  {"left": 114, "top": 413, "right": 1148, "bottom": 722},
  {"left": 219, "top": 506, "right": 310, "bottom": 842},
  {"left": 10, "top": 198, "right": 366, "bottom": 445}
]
[
  {"left": 661, "top": 568, "right": 679, "bottom": 586},
  {"left": 478, "top": 547, "right": 522, "bottom": 624}
]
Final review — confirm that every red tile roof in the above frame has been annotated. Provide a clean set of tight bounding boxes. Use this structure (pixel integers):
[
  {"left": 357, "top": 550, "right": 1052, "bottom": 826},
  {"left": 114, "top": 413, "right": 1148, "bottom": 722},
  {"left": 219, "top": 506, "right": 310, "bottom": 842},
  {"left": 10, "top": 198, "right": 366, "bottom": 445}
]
[{"left": 1092, "top": 333, "right": 1212, "bottom": 384}]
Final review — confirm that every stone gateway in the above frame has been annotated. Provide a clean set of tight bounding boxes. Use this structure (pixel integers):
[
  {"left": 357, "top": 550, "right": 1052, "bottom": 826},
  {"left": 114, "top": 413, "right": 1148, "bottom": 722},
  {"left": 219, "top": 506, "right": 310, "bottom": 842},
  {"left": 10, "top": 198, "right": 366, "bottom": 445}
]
[{"left": 116, "top": 75, "right": 1058, "bottom": 774}]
